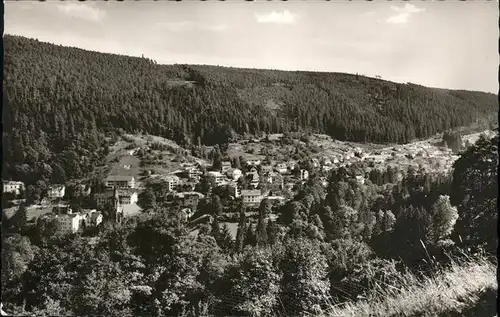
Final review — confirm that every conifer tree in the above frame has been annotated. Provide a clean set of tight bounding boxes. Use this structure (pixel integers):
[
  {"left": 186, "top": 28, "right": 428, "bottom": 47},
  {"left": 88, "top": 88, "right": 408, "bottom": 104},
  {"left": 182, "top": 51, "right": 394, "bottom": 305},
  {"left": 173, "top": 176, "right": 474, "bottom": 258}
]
[{"left": 234, "top": 208, "right": 247, "bottom": 253}]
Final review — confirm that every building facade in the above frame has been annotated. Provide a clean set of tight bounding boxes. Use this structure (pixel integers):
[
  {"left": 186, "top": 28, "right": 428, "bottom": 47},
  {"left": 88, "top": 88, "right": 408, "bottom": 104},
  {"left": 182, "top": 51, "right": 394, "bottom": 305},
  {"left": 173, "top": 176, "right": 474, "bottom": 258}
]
[
  {"left": 3, "top": 181, "right": 25, "bottom": 195},
  {"left": 47, "top": 185, "right": 66, "bottom": 199},
  {"left": 221, "top": 161, "right": 232, "bottom": 173},
  {"left": 207, "top": 171, "right": 226, "bottom": 187},
  {"left": 105, "top": 175, "right": 136, "bottom": 189},
  {"left": 241, "top": 189, "right": 263, "bottom": 206}
]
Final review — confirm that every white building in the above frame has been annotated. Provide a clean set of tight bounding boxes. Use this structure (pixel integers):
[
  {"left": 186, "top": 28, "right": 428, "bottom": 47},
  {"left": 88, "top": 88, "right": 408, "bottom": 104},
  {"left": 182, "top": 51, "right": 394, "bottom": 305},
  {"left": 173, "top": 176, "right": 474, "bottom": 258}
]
[
  {"left": 322, "top": 165, "right": 334, "bottom": 172},
  {"left": 322, "top": 157, "right": 332, "bottom": 166},
  {"left": 117, "top": 189, "right": 138, "bottom": 204},
  {"left": 56, "top": 209, "right": 102, "bottom": 233},
  {"left": 58, "top": 214, "right": 83, "bottom": 233},
  {"left": 288, "top": 161, "right": 298, "bottom": 171},
  {"left": 221, "top": 161, "right": 232, "bottom": 173},
  {"left": 246, "top": 159, "right": 261, "bottom": 166},
  {"left": 241, "top": 189, "right": 263, "bottom": 206},
  {"left": 266, "top": 195, "right": 286, "bottom": 205},
  {"left": 47, "top": 185, "right": 66, "bottom": 199},
  {"left": 3, "top": 181, "right": 25, "bottom": 195},
  {"left": 95, "top": 189, "right": 138, "bottom": 207},
  {"left": 164, "top": 175, "right": 180, "bottom": 192},
  {"left": 300, "top": 169, "right": 309, "bottom": 180},
  {"left": 245, "top": 170, "right": 260, "bottom": 189},
  {"left": 275, "top": 163, "right": 288, "bottom": 174},
  {"left": 179, "top": 208, "right": 195, "bottom": 222},
  {"left": 260, "top": 165, "right": 273, "bottom": 174},
  {"left": 262, "top": 171, "right": 277, "bottom": 184},
  {"left": 355, "top": 175, "right": 365, "bottom": 185},
  {"left": 185, "top": 166, "right": 202, "bottom": 180},
  {"left": 311, "top": 158, "right": 320, "bottom": 168},
  {"left": 319, "top": 177, "right": 329, "bottom": 188},
  {"left": 207, "top": 171, "right": 226, "bottom": 187},
  {"left": 228, "top": 183, "right": 241, "bottom": 198},
  {"left": 173, "top": 191, "right": 204, "bottom": 209},
  {"left": 225, "top": 168, "right": 243, "bottom": 181},
  {"left": 105, "top": 175, "right": 136, "bottom": 189}
]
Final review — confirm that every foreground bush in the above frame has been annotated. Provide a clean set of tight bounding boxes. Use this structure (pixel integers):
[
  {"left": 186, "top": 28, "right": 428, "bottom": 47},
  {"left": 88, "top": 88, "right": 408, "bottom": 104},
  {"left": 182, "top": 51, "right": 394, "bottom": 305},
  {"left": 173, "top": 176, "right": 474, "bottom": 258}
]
[{"left": 324, "top": 256, "right": 497, "bottom": 317}]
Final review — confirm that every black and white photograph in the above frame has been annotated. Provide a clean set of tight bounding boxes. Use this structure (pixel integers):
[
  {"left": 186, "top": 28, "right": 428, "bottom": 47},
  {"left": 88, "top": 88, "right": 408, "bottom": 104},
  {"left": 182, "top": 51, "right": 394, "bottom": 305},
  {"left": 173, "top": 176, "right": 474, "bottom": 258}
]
[{"left": 1, "top": 1, "right": 498, "bottom": 316}]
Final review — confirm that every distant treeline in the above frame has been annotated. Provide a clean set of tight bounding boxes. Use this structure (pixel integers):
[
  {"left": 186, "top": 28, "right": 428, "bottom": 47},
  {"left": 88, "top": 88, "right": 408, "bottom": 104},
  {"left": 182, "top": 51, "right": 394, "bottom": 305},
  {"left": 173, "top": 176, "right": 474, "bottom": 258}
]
[{"left": 2, "top": 35, "right": 498, "bottom": 184}]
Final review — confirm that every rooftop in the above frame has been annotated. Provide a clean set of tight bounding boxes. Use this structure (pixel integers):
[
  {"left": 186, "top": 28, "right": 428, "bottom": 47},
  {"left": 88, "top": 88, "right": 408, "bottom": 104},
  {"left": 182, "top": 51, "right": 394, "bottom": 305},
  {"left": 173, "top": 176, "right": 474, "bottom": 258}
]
[
  {"left": 117, "top": 189, "right": 138, "bottom": 196},
  {"left": 3, "top": 180, "right": 24, "bottom": 185},
  {"left": 49, "top": 184, "right": 65, "bottom": 190},
  {"left": 241, "top": 189, "right": 262, "bottom": 196},
  {"left": 106, "top": 175, "right": 135, "bottom": 181},
  {"left": 174, "top": 191, "right": 205, "bottom": 199},
  {"left": 207, "top": 171, "right": 223, "bottom": 177}
]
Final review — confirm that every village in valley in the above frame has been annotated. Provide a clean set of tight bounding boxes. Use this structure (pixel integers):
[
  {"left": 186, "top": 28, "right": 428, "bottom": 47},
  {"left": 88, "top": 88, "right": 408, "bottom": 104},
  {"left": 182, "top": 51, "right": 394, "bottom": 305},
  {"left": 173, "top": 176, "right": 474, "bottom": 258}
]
[
  {"left": 2, "top": 2, "right": 499, "bottom": 313},
  {"left": 3, "top": 129, "right": 495, "bottom": 240}
]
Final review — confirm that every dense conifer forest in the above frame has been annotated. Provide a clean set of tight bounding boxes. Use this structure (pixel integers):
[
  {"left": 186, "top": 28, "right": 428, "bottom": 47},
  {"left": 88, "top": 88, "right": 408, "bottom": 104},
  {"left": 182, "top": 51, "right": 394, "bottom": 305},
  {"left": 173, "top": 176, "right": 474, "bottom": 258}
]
[{"left": 2, "top": 35, "right": 498, "bottom": 185}]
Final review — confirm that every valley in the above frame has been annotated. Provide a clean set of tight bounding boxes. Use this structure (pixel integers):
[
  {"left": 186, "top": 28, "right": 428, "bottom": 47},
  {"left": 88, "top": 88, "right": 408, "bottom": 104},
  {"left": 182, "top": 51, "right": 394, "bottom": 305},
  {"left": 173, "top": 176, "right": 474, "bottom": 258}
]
[{"left": 1, "top": 32, "right": 498, "bottom": 317}]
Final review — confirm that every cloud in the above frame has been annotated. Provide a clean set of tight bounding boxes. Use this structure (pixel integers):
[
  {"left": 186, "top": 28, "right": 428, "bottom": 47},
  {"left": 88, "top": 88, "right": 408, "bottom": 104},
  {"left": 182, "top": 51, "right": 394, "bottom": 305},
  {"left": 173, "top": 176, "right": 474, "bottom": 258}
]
[
  {"left": 57, "top": 3, "right": 105, "bottom": 22},
  {"left": 386, "top": 4, "right": 425, "bottom": 24},
  {"left": 361, "top": 11, "right": 376, "bottom": 18},
  {"left": 255, "top": 10, "right": 298, "bottom": 24},
  {"left": 158, "top": 21, "right": 227, "bottom": 32},
  {"left": 160, "top": 21, "right": 194, "bottom": 32},
  {"left": 202, "top": 24, "right": 228, "bottom": 32}
]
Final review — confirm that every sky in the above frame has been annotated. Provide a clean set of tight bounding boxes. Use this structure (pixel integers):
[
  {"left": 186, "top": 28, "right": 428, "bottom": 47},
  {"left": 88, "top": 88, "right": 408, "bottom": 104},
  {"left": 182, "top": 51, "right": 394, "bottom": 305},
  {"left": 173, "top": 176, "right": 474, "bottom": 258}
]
[{"left": 4, "top": 1, "right": 499, "bottom": 93}]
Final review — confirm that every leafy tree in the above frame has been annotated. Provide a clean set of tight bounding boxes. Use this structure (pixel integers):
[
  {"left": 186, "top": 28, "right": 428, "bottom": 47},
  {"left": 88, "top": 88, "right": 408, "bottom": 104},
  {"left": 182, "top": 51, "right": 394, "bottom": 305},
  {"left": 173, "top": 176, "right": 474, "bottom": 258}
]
[
  {"left": 211, "top": 195, "right": 223, "bottom": 218},
  {"left": 72, "top": 258, "right": 133, "bottom": 317},
  {"left": 138, "top": 188, "right": 157, "bottom": 211},
  {"left": 25, "top": 185, "right": 41, "bottom": 205},
  {"left": 152, "top": 235, "right": 219, "bottom": 316},
  {"left": 425, "top": 195, "right": 459, "bottom": 246},
  {"left": 31, "top": 217, "right": 63, "bottom": 247},
  {"left": 266, "top": 220, "right": 280, "bottom": 246},
  {"left": 10, "top": 205, "right": 29, "bottom": 232},
  {"left": 29, "top": 298, "right": 71, "bottom": 316},
  {"left": 279, "top": 238, "right": 330, "bottom": 316},
  {"left": 1, "top": 234, "right": 37, "bottom": 302},
  {"left": 324, "top": 239, "right": 375, "bottom": 301},
  {"left": 451, "top": 135, "right": 498, "bottom": 252},
  {"left": 229, "top": 248, "right": 281, "bottom": 316},
  {"left": 195, "top": 176, "right": 211, "bottom": 196}
]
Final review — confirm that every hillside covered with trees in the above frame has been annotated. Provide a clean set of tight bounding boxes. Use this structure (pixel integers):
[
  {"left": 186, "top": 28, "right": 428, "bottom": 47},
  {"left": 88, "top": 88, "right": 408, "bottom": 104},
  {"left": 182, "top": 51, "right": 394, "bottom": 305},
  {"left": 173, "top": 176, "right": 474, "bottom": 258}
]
[
  {"left": 2, "top": 35, "right": 498, "bottom": 185},
  {"left": 2, "top": 131, "right": 497, "bottom": 316}
]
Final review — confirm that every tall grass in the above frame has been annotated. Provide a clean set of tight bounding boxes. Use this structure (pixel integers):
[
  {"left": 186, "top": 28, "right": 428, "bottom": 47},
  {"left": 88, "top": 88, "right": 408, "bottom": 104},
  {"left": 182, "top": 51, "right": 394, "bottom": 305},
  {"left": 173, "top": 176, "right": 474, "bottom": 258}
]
[{"left": 323, "top": 256, "right": 497, "bottom": 317}]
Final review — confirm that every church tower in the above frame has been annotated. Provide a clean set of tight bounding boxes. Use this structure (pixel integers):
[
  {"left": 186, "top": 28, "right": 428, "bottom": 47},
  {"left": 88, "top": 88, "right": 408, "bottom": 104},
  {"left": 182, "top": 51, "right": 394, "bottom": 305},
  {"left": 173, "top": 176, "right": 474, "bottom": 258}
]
[{"left": 113, "top": 187, "right": 123, "bottom": 224}]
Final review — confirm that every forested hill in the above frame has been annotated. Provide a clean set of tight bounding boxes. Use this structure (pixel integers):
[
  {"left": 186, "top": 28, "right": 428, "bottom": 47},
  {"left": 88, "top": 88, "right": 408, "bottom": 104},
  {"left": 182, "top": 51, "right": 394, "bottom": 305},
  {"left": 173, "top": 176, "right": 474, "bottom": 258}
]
[{"left": 2, "top": 34, "right": 498, "bottom": 184}]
